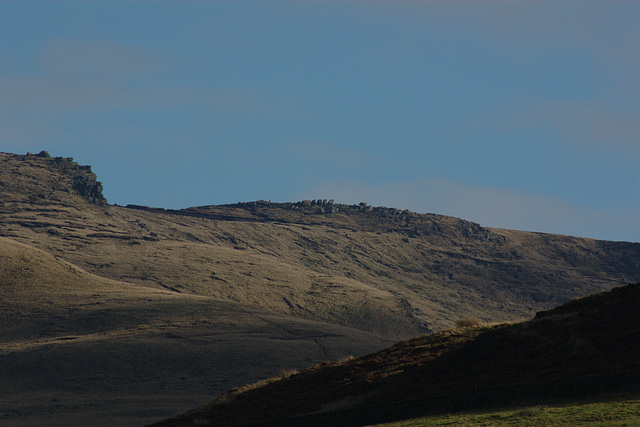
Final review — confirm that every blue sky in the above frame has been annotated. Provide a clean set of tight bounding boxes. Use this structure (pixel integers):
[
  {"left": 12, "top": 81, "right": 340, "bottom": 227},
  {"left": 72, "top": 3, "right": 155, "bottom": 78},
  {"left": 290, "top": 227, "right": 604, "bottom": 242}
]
[{"left": 1, "top": 1, "right": 638, "bottom": 242}]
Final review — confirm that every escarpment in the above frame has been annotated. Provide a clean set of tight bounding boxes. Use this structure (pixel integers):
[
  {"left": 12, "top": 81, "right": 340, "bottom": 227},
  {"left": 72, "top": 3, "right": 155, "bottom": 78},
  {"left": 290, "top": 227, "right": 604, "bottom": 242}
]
[{"left": 0, "top": 151, "right": 107, "bottom": 206}]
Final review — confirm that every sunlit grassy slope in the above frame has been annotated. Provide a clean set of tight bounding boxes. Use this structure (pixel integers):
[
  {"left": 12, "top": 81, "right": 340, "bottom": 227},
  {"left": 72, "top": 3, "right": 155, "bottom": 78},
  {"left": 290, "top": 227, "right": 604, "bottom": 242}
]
[
  {"left": 2, "top": 152, "right": 638, "bottom": 338},
  {"left": 374, "top": 396, "right": 640, "bottom": 427}
]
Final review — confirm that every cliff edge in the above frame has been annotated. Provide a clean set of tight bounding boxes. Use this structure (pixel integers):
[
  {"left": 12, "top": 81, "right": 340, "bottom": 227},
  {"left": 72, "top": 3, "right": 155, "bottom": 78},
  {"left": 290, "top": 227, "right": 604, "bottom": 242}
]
[{"left": 0, "top": 151, "right": 107, "bottom": 206}]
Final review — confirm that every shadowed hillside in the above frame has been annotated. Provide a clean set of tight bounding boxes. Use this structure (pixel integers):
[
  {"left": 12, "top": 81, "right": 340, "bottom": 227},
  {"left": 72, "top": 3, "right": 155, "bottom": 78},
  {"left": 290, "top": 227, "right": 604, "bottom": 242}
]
[
  {"left": 0, "top": 236, "right": 391, "bottom": 427},
  {"left": 150, "top": 282, "right": 640, "bottom": 427},
  {"left": 1, "top": 151, "right": 639, "bottom": 426}
]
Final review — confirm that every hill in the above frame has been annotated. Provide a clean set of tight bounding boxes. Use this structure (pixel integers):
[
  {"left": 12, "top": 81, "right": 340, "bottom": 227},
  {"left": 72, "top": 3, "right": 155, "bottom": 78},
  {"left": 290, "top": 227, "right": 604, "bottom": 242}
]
[
  {"left": 150, "top": 282, "right": 640, "bottom": 427},
  {"left": 0, "top": 236, "right": 390, "bottom": 427},
  {"left": 1, "top": 150, "right": 639, "bottom": 425},
  {"left": 2, "top": 152, "right": 638, "bottom": 335}
]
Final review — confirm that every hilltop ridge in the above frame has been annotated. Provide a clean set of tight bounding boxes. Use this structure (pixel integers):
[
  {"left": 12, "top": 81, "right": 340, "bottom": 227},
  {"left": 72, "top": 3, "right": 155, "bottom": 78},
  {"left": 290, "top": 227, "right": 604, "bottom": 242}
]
[{"left": 127, "top": 198, "right": 502, "bottom": 245}]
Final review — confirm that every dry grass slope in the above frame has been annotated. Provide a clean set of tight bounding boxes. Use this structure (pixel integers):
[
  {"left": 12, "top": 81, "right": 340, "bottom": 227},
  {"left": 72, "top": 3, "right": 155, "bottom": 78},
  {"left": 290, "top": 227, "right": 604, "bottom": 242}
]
[
  {"left": 2, "top": 152, "right": 638, "bottom": 338},
  {"left": 0, "top": 237, "right": 392, "bottom": 426}
]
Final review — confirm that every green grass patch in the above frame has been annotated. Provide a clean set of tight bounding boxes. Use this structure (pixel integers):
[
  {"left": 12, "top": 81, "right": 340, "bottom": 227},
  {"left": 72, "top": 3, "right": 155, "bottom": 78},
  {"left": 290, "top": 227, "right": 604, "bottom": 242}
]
[{"left": 375, "top": 396, "right": 640, "bottom": 426}]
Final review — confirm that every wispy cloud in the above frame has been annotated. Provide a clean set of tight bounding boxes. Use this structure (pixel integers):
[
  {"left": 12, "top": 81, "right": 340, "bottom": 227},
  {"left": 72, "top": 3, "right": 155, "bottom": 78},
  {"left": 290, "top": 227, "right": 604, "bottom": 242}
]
[
  {"left": 40, "top": 38, "right": 158, "bottom": 78},
  {"left": 278, "top": 139, "right": 375, "bottom": 168},
  {"left": 0, "top": 38, "right": 264, "bottom": 146},
  {"left": 0, "top": 114, "right": 68, "bottom": 148},
  {"left": 372, "top": 1, "right": 638, "bottom": 67},
  {"left": 292, "top": 177, "right": 639, "bottom": 242},
  {"left": 360, "top": 2, "right": 638, "bottom": 157},
  {"left": 1, "top": 76, "right": 261, "bottom": 113},
  {"left": 481, "top": 99, "right": 638, "bottom": 155}
]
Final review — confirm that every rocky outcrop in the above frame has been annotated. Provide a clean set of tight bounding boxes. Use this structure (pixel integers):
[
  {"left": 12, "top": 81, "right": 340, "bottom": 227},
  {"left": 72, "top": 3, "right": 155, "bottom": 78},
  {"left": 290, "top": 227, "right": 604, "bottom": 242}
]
[
  {"left": 71, "top": 166, "right": 106, "bottom": 206},
  {"left": 0, "top": 151, "right": 107, "bottom": 206}
]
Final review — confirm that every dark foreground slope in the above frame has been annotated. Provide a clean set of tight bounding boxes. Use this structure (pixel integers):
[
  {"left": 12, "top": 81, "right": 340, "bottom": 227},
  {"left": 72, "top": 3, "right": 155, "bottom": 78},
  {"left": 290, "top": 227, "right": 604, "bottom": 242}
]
[{"left": 152, "top": 282, "right": 640, "bottom": 427}]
